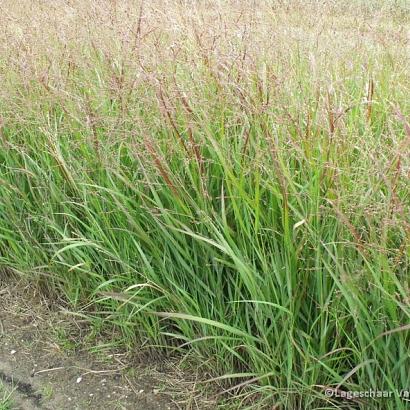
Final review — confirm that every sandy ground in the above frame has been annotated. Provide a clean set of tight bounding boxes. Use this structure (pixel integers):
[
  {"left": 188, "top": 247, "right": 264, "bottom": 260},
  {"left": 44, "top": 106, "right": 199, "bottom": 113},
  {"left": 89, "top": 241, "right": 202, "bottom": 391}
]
[{"left": 0, "top": 280, "right": 218, "bottom": 410}]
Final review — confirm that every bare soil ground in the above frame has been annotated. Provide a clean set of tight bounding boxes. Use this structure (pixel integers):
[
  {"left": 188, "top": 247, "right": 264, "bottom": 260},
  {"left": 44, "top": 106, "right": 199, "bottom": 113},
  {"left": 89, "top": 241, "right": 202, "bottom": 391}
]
[{"left": 0, "top": 279, "right": 218, "bottom": 410}]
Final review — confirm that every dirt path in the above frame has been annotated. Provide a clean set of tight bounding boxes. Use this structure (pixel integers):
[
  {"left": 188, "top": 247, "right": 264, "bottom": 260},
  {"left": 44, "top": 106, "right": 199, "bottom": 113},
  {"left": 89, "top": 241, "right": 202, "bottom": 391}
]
[{"left": 0, "top": 280, "right": 217, "bottom": 410}]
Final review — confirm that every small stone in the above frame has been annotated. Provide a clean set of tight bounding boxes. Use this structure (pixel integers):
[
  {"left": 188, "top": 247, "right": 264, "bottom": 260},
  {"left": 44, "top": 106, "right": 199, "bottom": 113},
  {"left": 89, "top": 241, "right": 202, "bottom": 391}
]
[
  {"left": 10, "top": 350, "right": 16, "bottom": 355},
  {"left": 76, "top": 376, "right": 82, "bottom": 384},
  {"left": 153, "top": 389, "right": 160, "bottom": 395}
]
